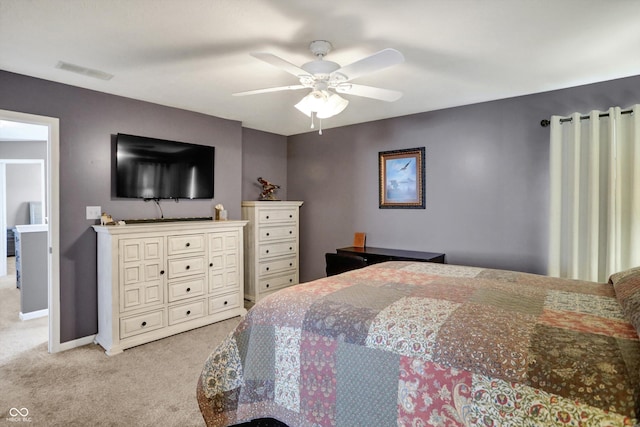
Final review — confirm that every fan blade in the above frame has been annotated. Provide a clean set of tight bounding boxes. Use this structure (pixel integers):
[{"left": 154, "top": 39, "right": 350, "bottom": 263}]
[
  {"left": 335, "top": 84, "right": 402, "bottom": 102},
  {"left": 233, "top": 85, "right": 306, "bottom": 96},
  {"left": 251, "top": 52, "right": 310, "bottom": 77},
  {"left": 334, "top": 48, "right": 404, "bottom": 81}
]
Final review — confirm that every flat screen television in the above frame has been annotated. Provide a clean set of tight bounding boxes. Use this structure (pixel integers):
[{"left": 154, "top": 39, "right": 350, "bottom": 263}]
[{"left": 115, "top": 133, "right": 214, "bottom": 199}]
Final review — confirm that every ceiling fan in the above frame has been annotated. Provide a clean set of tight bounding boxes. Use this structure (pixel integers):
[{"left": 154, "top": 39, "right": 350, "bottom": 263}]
[{"left": 233, "top": 40, "right": 405, "bottom": 133}]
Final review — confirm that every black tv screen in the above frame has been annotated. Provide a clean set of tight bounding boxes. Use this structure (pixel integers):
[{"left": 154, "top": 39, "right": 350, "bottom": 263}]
[{"left": 115, "top": 133, "right": 214, "bottom": 199}]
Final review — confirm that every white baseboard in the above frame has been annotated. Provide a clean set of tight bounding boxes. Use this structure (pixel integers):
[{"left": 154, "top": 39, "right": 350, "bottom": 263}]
[
  {"left": 57, "top": 334, "right": 97, "bottom": 352},
  {"left": 19, "top": 308, "right": 48, "bottom": 321}
]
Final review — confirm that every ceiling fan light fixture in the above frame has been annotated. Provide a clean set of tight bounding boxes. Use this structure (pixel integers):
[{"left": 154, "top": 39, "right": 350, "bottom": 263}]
[
  {"left": 294, "top": 91, "right": 323, "bottom": 117},
  {"left": 294, "top": 91, "right": 348, "bottom": 119},
  {"left": 316, "top": 93, "right": 348, "bottom": 119}
]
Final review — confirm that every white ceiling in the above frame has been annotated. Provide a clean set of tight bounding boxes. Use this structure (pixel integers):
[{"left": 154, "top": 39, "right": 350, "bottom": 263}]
[{"left": 1, "top": 0, "right": 640, "bottom": 136}]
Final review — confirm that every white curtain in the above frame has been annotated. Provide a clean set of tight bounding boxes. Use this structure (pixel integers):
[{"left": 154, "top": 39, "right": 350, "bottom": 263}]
[{"left": 548, "top": 105, "right": 640, "bottom": 282}]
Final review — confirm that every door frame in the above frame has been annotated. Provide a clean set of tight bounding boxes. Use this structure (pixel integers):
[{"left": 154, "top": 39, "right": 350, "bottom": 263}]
[{"left": 0, "top": 109, "right": 60, "bottom": 353}]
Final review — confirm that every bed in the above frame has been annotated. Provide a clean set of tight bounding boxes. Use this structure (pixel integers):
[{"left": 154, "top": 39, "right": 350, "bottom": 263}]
[{"left": 197, "top": 261, "right": 640, "bottom": 426}]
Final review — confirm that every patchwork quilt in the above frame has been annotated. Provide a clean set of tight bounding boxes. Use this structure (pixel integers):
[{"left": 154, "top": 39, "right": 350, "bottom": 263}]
[{"left": 197, "top": 262, "right": 640, "bottom": 426}]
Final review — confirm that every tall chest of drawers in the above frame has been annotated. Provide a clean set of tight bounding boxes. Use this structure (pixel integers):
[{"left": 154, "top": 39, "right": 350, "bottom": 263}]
[
  {"left": 93, "top": 220, "right": 247, "bottom": 355},
  {"left": 242, "top": 201, "right": 303, "bottom": 302}
]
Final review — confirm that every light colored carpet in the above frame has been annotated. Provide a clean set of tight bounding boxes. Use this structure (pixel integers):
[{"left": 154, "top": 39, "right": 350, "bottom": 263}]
[
  {"left": 0, "top": 259, "right": 241, "bottom": 426},
  {"left": 0, "top": 256, "right": 16, "bottom": 289},
  {"left": 0, "top": 257, "right": 49, "bottom": 364}
]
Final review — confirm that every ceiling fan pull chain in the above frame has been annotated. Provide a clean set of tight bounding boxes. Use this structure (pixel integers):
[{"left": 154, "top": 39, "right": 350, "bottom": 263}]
[{"left": 310, "top": 112, "right": 315, "bottom": 129}]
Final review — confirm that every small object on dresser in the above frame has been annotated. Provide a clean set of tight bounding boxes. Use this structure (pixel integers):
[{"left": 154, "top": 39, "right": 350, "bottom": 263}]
[
  {"left": 353, "top": 232, "right": 366, "bottom": 248},
  {"left": 100, "top": 212, "right": 115, "bottom": 226},
  {"left": 214, "top": 204, "right": 228, "bottom": 220},
  {"left": 257, "top": 177, "right": 280, "bottom": 201}
]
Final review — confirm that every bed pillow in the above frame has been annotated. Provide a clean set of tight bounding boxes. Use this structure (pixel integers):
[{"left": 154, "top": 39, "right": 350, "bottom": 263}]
[
  {"left": 609, "top": 266, "right": 640, "bottom": 285},
  {"left": 609, "top": 266, "right": 640, "bottom": 338}
]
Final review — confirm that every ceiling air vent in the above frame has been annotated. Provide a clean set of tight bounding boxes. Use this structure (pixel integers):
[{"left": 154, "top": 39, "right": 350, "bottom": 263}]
[{"left": 55, "top": 61, "right": 114, "bottom": 81}]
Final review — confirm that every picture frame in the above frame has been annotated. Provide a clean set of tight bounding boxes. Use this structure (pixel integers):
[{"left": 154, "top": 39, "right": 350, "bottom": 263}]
[{"left": 378, "top": 147, "right": 425, "bottom": 209}]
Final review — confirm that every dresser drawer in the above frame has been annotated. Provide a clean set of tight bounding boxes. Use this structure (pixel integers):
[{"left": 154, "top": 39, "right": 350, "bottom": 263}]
[
  {"left": 258, "top": 272, "right": 297, "bottom": 293},
  {"left": 208, "top": 293, "right": 241, "bottom": 314},
  {"left": 259, "top": 225, "right": 297, "bottom": 242},
  {"left": 167, "top": 255, "right": 205, "bottom": 279},
  {"left": 168, "top": 299, "right": 205, "bottom": 325},
  {"left": 167, "top": 277, "right": 205, "bottom": 302},
  {"left": 259, "top": 241, "right": 296, "bottom": 258},
  {"left": 258, "top": 208, "right": 297, "bottom": 224},
  {"left": 120, "top": 309, "right": 164, "bottom": 339},
  {"left": 167, "top": 234, "right": 205, "bottom": 255},
  {"left": 258, "top": 257, "right": 297, "bottom": 277}
]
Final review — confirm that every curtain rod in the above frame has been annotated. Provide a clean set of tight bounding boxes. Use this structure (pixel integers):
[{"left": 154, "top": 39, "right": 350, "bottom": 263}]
[{"left": 540, "top": 108, "right": 633, "bottom": 127}]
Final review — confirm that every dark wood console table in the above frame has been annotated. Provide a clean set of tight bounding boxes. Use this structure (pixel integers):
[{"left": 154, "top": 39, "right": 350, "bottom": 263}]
[{"left": 336, "top": 246, "right": 445, "bottom": 265}]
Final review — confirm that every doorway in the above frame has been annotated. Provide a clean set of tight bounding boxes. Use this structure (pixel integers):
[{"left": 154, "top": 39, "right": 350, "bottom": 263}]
[
  {"left": 0, "top": 159, "right": 46, "bottom": 276},
  {"left": 0, "top": 109, "right": 60, "bottom": 353}
]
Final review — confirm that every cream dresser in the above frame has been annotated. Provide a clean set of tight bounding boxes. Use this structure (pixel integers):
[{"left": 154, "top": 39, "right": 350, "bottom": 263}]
[
  {"left": 92, "top": 220, "right": 247, "bottom": 355},
  {"left": 242, "top": 201, "right": 303, "bottom": 302}
]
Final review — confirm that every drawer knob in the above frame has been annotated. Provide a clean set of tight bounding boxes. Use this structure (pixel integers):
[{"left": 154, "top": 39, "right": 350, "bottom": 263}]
[
  {"left": 289, "top": 214, "right": 292, "bottom": 218},
  {"left": 289, "top": 278, "right": 293, "bottom": 282},
  {"left": 289, "top": 231, "right": 292, "bottom": 234},
  {"left": 186, "top": 287, "right": 191, "bottom": 292},
  {"left": 289, "top": 247, "right": 292, "bottom": 250},
  {"left": 141, "top": 321, "right": 147, "bottom": 327},
  {"left": 186, "top": 310, "right": 191, "bottom": 315},
  {"left": 289, "top": 263, "right": 293, "bottom": 266},
  {"left": 186, "top": 265, "right": 190, "bottom": 270},
  {"left": 186, "top": 242, "right": 190, "bottom": 247},
  {"left": 209, "top": 262, "right": 213, "bottom": 267},
  {"left": 266, "top": 232, "right": 270, "bottom": 236},
  {"left": 224, "top": 301, "right": 228, "bottom": 305},
  {"left": 266, "top": 284, "right": 270, "bottom": 288},
  {"left": 266, "top": 215, "right": 269, "bottom": 219},
  {"left": 160, "top": 270, "right": 165, "bottom": 275},
  {"left": 266, "top": 250, "right": 269, "bottom": 253},
  {"left": 266, "top": 267, "right": 270, "bottom": 271}
]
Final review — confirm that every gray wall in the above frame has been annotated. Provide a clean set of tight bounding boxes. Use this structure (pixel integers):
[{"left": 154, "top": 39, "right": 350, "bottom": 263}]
[
  {"left": 0, "top": 70, "right": 243, "bottom": 342},
  {"left": 242, "top": 128, "right": 288, "bottom": 201},
  {"left": 288, "top": 74, "right": 640, "bottom": 282}
]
